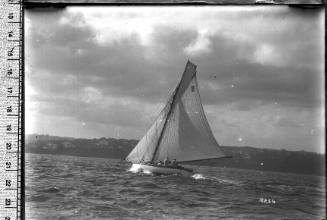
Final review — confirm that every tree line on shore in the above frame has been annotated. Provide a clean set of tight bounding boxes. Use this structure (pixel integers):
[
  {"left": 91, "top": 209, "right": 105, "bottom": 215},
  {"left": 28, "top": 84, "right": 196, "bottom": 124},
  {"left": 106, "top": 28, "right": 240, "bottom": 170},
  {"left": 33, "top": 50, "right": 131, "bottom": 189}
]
[{"left": 26, "top": 134, "right": 325, "bottom": 176}]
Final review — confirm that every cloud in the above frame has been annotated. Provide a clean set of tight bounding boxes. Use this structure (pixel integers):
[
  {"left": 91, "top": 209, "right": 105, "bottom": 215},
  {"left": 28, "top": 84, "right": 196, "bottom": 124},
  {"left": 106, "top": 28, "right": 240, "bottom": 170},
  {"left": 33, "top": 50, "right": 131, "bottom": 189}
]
[
  {"left": 184, "top": 30, "right": 212, "bottom": 56},
  {"left": 276, "top": 117, "right": 302, "bottom": 128},
  {"left": 25, "top": 7, "right": 324, "bottom": 153},
  {"left": 252, "top": 44, "right": 282, "bottom": 66}
]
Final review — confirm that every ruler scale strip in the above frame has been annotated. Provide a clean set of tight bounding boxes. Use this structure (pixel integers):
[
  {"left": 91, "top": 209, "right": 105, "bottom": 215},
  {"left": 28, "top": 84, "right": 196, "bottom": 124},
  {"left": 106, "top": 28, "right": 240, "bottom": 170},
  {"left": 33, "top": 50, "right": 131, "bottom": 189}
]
[{"left": 0, "top": 0, "right": 23, "bottom": 219}]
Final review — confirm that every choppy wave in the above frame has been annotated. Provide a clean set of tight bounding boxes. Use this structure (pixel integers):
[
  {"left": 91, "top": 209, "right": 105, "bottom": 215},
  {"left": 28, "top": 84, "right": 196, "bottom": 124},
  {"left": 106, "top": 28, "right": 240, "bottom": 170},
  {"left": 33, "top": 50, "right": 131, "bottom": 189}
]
[{"left": 26, "top": 153, "right": 326, "bottom": 219}]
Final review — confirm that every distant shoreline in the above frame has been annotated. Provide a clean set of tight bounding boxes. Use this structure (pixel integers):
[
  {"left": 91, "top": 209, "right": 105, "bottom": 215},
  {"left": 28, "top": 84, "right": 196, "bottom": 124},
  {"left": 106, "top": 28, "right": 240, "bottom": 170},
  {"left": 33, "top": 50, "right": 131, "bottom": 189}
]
[
  {"left": 25, "top": 133, "right": 325, "bottom": 155},
  {"left": 25, "top": 134, "right": 325, "bottom": 176}
]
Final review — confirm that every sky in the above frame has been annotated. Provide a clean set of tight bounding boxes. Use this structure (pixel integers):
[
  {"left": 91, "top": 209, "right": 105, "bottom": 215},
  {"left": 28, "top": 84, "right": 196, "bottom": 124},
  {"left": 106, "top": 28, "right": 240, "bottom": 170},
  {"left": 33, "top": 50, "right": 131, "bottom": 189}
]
[{"left": 25, "top": 6, "right": 325, "bottom": 153}]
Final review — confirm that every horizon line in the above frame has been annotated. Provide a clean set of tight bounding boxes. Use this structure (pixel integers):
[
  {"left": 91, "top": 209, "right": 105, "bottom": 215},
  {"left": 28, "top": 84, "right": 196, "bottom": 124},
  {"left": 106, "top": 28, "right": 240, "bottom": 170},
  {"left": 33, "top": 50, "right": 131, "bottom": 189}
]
[{"left": 26, "top": 133, "right": 325, "bottom": 155}]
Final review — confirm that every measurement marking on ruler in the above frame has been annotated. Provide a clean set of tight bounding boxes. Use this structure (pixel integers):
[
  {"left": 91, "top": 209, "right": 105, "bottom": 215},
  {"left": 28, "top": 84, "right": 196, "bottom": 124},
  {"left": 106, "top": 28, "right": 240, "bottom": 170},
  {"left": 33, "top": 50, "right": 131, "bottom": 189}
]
[
  {"left": 7, "top": 132, "right": 18, "bottom": 135},
  {"left": 2, "top": 0, "right": 23, "bottom": 219}
]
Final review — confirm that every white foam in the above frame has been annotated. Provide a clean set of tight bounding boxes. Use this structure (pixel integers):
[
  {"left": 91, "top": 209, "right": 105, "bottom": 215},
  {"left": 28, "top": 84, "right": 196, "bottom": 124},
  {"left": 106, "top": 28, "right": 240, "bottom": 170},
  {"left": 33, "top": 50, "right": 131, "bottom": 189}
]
[
  {"left": 191, "top": 174, "right": 242, "bottom": 186},
  {"left": 128, "top": 164, "right": 142, "bottom": 173},
  {"left": 191, "top": 173, "right": 207, "bottom": 180},
  {"left": 128, "top": 164, "right": 153, "bottom": 175},
  {"left": 213, "top": 177, "right": 242, "bottom": 186},
  {"left": 142, "top": 170, "right": 153, "bottom": 175}
]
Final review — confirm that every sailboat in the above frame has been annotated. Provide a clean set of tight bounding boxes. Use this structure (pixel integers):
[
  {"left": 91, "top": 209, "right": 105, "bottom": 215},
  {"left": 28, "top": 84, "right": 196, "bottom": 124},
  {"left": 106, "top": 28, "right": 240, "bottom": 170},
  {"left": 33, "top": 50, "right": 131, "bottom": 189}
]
[{"left": 126, "top": 61, "right": 228, "bottom": 176}]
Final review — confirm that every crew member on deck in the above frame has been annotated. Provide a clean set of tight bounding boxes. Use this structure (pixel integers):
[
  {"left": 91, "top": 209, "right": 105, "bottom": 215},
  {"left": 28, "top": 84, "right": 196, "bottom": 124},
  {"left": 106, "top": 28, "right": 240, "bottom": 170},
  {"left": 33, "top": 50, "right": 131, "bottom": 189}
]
[
  {"left": 172, "top": 159, "right": 178, "bottom": 167},
  {"left": 164, "top": 157, "right": 170, "bottom": 166}
]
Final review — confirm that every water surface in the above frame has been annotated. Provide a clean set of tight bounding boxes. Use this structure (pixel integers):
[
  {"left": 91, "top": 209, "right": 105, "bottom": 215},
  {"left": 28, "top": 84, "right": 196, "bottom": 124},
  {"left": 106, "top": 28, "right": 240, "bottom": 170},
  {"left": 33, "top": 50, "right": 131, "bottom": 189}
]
[{"left": 26, "top": 153, "right": 326, "bottom": 219}]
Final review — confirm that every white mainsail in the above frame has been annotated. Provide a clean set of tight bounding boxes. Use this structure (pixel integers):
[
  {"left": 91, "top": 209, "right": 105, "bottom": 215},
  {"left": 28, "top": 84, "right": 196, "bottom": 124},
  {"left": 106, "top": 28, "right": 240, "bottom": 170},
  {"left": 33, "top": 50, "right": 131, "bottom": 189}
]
[{"left": 126, "top": 61, "right": 226, "bottom": 163}]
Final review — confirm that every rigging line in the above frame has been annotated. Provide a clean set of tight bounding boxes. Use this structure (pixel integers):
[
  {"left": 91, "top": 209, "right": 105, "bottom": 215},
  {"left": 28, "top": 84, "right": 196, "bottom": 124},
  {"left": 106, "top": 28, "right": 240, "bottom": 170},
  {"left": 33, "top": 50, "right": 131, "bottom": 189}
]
[
  {"left": 151, "top": 61, "right": 196, "bottom": 163},
  {"left": 150, "top": 86, "right": 177, "bottom": 163},
  {"left": 125, "top": 70, "right": 176, "bottom": 162},
  {"left": 179, "top": 155, "right": 233, "bottom": 163}
]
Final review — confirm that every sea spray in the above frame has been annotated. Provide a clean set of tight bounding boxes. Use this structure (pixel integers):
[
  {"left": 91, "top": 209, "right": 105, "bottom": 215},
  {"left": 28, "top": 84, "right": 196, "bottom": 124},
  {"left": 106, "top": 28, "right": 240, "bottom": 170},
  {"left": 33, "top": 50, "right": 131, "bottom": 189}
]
[
  {"left": 128, "top": 164, "right": 154, "bottom": 175},
  {"left": 191, "top": 173, "right": 208, "bottom": 180},
  {"left": 128, "top": 164, "right": 142, "bottom": 173}
]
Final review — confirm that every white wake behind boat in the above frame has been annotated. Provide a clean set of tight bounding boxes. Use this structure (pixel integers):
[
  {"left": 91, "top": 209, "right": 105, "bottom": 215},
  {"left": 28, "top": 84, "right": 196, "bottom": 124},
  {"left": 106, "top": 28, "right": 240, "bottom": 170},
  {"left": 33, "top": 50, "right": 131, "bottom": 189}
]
[{"left": 126, "top": 61, "right": 229, "bottom": 176}]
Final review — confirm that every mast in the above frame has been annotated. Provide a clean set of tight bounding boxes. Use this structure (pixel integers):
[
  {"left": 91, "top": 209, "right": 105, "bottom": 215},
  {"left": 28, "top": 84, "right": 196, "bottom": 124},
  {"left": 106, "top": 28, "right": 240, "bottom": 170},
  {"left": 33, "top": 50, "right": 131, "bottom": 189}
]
[{"left": 150, "top": 61, "right": 196, "bottom": 163}]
